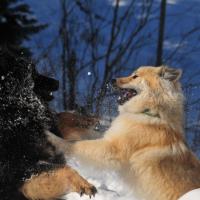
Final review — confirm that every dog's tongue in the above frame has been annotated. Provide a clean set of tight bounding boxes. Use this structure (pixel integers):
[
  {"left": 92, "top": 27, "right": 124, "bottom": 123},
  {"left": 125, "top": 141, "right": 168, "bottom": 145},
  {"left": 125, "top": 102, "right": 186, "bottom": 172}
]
[{"left": 124, "top": 91, "right": 133, "bottom": 98}]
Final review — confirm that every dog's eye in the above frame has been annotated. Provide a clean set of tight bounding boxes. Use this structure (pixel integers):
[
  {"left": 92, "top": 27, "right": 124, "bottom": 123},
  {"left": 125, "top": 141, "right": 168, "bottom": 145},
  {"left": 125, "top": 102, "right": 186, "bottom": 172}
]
[{"left": 132, "top": 75, "right": 138, "bottom": 79}]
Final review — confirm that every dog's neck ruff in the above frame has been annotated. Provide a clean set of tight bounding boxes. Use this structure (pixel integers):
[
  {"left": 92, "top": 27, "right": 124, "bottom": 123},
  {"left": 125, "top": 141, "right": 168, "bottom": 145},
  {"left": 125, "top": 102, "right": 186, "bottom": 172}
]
[
  {"left": 178, "top": 188, "right": 200, "bottom": 200},
  {"left": 141, "top": 109, "right": 160, "bottom": 118}
]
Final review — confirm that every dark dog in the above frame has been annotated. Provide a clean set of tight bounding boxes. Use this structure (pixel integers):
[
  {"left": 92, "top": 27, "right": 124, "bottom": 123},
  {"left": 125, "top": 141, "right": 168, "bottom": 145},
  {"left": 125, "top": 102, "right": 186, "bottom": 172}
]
[{"left": 0, "top": 50, "right": 96, "bottom": 200}]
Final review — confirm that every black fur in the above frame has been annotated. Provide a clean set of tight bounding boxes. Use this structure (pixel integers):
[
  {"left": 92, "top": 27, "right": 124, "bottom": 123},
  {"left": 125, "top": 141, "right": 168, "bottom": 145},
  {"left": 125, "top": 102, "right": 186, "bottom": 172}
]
[{"left": 0, "top": 50, "right": 65, "bottom": 200}]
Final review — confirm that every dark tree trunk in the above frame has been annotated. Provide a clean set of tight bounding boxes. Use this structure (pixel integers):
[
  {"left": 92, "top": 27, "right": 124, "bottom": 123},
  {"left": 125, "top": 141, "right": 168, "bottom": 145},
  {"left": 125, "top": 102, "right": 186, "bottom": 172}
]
[
  {"left": 67, "top": 51, "right": 76, "bottom": 110},
  {"left": 60, "top": 0, "right": 68, "bottom": 110},
  {"left": 156, "top": 0, "right": 167, "bottom": 66}
]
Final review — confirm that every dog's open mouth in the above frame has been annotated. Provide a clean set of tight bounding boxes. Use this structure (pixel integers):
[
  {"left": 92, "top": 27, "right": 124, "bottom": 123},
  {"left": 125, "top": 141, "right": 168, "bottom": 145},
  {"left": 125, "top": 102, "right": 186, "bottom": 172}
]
[{"left": 117, "top": 88, "right": 137, "bottom": 105}]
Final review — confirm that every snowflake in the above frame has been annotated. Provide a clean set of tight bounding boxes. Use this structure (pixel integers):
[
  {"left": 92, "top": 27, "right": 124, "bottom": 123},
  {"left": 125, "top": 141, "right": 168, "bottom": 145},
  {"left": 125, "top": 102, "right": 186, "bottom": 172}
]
[{"left": 87, "top": 71, "right": 92, "bottom": 76}]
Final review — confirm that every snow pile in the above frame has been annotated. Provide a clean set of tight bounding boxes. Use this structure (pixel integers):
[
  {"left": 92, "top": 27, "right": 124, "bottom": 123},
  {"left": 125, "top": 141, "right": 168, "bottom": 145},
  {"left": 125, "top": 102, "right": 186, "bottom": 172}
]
[{"left": 64, "top": 158, "right": 137, "bottom": 200}]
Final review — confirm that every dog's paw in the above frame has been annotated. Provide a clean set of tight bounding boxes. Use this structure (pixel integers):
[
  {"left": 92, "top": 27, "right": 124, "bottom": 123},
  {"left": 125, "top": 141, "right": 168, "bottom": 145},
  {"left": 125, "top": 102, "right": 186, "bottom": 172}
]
[
  {"left": 78, "top": 181, "right": 97, "bottom": 198},
  {"left": 68, "top": 170, "right": 97, "bottom": 198},
  {"left": 20, "top": 166, "right": 97, "bottom": 200}
]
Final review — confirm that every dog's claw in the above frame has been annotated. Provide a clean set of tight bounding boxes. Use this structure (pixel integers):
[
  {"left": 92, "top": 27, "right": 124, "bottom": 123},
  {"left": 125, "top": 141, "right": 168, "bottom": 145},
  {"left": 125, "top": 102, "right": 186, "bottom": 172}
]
[
  {"left": 80, "top": 188, "right": 85, "bottom": 197},
  {"left": 91, "top": 186, "right": 97, "bottom": 196},
  {"left": 88, "top": 186, "right": 97, "bottom": 198},
  {"left": 79, "top": 185, "right": 97, "bottom": 198}
]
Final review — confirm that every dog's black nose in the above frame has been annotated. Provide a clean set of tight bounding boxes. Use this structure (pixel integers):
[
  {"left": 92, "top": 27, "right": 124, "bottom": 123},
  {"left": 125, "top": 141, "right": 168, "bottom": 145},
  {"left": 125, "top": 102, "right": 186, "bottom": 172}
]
[
  {"left": 36, "top": 75, "right": 59, "bottom": 91},
  {"left": 111, "top": 79, "right": 116, "bottom": 86}
]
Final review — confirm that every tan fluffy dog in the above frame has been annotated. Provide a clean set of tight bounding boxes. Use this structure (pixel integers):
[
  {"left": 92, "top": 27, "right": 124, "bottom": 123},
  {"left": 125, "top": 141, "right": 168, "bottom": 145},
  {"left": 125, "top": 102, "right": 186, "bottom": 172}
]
[{"left": 47, "top": 66, "right": 200, "bottom": 200}]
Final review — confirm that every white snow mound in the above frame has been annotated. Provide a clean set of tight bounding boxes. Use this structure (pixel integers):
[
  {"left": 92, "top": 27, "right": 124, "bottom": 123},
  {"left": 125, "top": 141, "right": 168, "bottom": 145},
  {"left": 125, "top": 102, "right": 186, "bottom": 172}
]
[{"left": 64, "top": 157, "right": 137, "bottom": 200}]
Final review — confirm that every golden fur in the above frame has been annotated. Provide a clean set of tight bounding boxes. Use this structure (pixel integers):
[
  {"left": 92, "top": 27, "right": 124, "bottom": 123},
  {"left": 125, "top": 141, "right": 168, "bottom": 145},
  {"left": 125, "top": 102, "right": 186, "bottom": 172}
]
[
  {"left": 20, "top": 166, "right": 96, "bottom": 200},
  {"left": 48, "top": 66, "right": 200, "bottom": 200}
]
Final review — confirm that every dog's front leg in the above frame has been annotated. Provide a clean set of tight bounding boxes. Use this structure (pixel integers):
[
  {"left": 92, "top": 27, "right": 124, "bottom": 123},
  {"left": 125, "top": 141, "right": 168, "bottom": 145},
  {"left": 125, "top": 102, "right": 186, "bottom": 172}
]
[
  {"left": 72, "top": 139, "right": 122, "bottom": 169},
  {"left": 46, "top": 131, "right": 122, "bottom": 169},
  {"left": 45, "top": 130, "right": 72, "bottom": 154}
]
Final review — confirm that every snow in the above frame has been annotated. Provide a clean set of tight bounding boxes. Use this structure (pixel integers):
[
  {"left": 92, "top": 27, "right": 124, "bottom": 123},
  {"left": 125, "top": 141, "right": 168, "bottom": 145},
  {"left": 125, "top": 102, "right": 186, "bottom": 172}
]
[
  {"left": 108, "top": 0, "right": 131, "bottom": 7},
  {"left": 178, "top": 189, "right": 200, "bottom": 200},
  {"left": 167, "top": 0, "right": 179, "bottom": 5},
  {"left": 64, "top": 158, "right": 137, "bottom": 200},
  {"left": 164, "top": 40, "right": 186, "bottom": 50},
  {"left": 87, "top": 72, "right": 92, "bottom": 76}
]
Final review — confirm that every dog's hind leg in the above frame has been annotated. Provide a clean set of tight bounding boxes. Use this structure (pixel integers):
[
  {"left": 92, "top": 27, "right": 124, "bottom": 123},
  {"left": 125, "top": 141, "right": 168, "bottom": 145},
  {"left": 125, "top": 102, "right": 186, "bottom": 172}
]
[{"left": 20, "top": 166, "right": 97, "bottom": 200}]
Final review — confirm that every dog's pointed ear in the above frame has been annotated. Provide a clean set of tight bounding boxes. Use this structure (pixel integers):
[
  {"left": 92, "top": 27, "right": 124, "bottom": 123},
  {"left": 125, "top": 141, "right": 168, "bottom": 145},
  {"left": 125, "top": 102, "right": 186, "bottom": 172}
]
[{"left": 159, "top": 66, "right": 182, "bottom": 82}]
